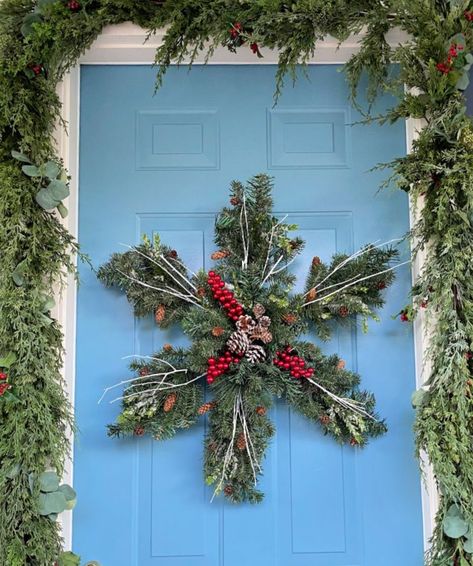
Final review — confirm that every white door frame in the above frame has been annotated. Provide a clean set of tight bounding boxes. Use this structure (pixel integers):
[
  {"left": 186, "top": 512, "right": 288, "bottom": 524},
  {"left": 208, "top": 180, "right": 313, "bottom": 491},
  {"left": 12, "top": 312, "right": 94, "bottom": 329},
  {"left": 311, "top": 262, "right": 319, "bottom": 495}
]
[{"left": 55, "top": 21, "right": 437, "bottom": 552}]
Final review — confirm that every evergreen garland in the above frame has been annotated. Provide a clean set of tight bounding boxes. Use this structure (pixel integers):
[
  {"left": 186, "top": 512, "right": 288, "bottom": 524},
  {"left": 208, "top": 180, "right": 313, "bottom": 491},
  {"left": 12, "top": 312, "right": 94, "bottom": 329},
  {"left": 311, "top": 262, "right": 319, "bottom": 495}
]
[
  {"left": 0, "top": 0, "right": 471, "bottom": 564},
  {"left": 98, "top": 175, "right": 392, "bottom": 503}
]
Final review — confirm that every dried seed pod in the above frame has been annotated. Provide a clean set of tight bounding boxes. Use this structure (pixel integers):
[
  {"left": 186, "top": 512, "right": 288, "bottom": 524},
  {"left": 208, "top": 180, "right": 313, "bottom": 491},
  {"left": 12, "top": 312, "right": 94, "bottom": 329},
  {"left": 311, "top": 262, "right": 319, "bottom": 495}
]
[
  {"left": 212, "top": 326, "right": 225, "bottom": 337},
  {"left": 163, "top": 343, "right": 173, "bottom": 352},
  {"left": 134, "top": 426, "right": 145, "bottom": 437},
  {"left": 282, "top": 313, "right": 297, "bottom": 325},
  {"left": 338, "top": 306, "right": 349, "bottom": 318},
  {"left": 319, "top": 415, "right": 331, "bottom": 425}
]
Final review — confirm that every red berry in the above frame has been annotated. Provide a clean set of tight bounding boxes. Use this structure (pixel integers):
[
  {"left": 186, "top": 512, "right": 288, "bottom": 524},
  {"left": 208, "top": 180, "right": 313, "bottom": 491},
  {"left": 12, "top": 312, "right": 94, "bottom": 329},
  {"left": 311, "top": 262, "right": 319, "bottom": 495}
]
[
  {"left": 68, "top": 0, "right": 81, "bottom": 10},
  {"left": 400, "top": 312, "right": 409, "bottom": 322},
  {"left": 0, "top": 372, "right": 7, "bottom": 381},
  {"left": 31, "top": 65, "right": 43, "bottom": 76}
]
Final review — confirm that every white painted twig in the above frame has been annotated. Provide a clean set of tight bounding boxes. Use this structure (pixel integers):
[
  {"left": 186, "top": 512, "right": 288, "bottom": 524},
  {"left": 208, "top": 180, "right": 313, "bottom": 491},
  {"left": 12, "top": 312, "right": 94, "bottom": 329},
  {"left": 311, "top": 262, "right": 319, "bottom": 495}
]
[
  {"left": 302, "top": 260, "right": 410, "bottom": 307},
  {"left": 110, "top": 373, "right": 205, "bottom": 404},
  {"left": 261, "top": 215, "right": 288, "bottom": 281},
  {"left": 212, "top": 396, "right": 239, "bottom": 501}
]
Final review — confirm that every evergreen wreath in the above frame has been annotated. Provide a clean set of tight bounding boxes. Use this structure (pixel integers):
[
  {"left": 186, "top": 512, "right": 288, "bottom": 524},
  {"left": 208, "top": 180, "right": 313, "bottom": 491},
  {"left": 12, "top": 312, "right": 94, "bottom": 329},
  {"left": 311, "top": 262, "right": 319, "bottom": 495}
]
[
  {"left": 0, "top": 0, "right": 472, "bottom": 564},
  {"left": 98, "top": 174, "right": 396, "bottom": 503}
]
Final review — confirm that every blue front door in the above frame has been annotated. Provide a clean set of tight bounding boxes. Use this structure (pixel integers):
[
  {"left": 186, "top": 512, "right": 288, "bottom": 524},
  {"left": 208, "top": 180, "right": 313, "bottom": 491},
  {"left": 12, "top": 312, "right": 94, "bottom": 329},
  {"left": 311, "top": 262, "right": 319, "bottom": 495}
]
[{"left": 75, "top": 64, "right": 423, "bottom": 565}]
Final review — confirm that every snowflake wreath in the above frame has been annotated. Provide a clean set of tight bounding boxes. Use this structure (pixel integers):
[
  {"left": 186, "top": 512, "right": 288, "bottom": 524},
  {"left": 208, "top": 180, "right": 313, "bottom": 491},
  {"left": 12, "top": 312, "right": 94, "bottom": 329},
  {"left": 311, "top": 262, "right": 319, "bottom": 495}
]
[{"left": 98, "top": 174, "right": 403, "bottom": 503}]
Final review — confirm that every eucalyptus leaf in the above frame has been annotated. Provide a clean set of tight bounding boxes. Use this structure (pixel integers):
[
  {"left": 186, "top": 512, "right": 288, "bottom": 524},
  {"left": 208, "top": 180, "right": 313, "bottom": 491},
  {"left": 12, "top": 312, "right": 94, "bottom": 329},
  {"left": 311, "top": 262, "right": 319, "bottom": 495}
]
[
  {"left": 464, "top": 536, "right": 473, "bottom": 554},
  {"left": 57, "top": 202, "right": 69, "bottom": 218},
  {"left": 38, "top": 491, "right": 67, "bottom": 515},
  {"left": 21, "top": 13, "right": 42, "bottom": 37},
  {"left": 11, "top": 150, "right": 31, "bottom": 163},
  {"left": 22, "top": 164, "right": 41, "bottom": 177},
  {"left": 42, "top": 161, "right": 61, "bottom": 180},
  {"left": 443, "top": 504, "right": 469, "bottom": 539},
  {"left": 48, "top": 179, "right": 69, "bottom": 200},
  {"left": 36, "top": 188, "right": 60, "bottom": 211},
  {"left": 58, "top": 484, "right": 77, "bottom": 510},
  {"left": 39, "top": 471, "right": 60, "bottom": 493},
  {"left": 0, "top": 352, "right": 16, "bottom": 368},
  {"left": 456, "top": 72, "right": 470, "bottom": 91},
  {"left": 12, "top": 260, "right": 27, "bottom": 286},
  {"left": 48, "top": 513, "right": 59, "bottom": 522}
]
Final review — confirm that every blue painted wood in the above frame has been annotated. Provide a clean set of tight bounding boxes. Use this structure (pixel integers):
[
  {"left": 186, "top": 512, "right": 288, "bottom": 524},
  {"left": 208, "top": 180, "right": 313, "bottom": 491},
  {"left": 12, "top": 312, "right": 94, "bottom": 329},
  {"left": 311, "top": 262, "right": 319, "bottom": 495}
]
[{"left": 75, "top": 64, "right": 424, "bottom": 565}]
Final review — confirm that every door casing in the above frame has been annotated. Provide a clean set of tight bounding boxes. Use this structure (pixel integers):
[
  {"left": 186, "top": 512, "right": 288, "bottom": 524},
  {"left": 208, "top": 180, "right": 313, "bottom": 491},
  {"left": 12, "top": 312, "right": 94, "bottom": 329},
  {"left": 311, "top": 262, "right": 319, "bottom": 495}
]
[{"left": 53, "top": 21, "right": 436, "bottom": 552}]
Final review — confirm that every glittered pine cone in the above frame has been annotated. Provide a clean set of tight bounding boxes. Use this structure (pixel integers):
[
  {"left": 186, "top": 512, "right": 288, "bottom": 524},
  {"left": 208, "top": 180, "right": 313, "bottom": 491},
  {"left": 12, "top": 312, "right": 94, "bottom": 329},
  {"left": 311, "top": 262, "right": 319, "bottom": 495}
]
[
  {"left": 227, "top": 330, "right": 250, "bottom": 355},
  {"left": 258, "top": 315, "right": 271, "bottom": 328},
  {"left": 236, "top": 314, "right": 257, "bottom": 333},
  {"left": 245, "top": 344, "right": 266, "bottom": 364},
  {"left": 253, "top": 303, "right": 265, "bottom": 319},
  {"left": 163, "top": 392, "right": 177, "bottom": 413}
]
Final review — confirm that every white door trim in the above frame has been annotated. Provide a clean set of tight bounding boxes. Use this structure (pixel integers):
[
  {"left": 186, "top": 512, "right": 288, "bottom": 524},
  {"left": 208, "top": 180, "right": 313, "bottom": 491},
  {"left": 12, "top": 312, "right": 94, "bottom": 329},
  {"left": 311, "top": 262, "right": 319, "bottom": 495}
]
[{"left": 55, "top": 21, "right": 436, "bottom": 552}]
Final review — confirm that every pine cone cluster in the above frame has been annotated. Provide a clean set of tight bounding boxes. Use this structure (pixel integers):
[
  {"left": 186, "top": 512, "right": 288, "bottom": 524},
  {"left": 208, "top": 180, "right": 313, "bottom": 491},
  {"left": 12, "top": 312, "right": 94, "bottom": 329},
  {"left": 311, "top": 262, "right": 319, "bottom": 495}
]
[
  {"left": 225, "top": 309, "right": 273, "bottom": 363},
  {"left": 163, "top": 392, "right": 177, "bottom": 412},
  {"left": 236, "top": 314, "right": 257, "bottom": 333}
]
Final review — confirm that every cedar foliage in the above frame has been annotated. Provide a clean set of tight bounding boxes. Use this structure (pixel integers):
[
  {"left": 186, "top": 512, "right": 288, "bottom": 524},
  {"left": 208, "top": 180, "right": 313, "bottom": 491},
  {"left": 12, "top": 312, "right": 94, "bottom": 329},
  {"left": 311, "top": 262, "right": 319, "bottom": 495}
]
[{"left": 0, "top": 0, "right": 472, "bottom": 563}]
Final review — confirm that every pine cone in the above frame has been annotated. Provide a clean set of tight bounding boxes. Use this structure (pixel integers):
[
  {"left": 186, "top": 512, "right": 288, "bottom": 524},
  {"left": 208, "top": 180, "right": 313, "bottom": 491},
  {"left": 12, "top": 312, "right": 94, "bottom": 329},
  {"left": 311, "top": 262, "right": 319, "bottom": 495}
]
[
  {"left": 168, "top": 250, "right": 178, "bottom": 259},
  {"left": 163, "top": 392, "right": 177, "bottom": 413},
  {"left": 245, "top": 344, "right": 266, "bottom": 364},
  {"left": 224, "top": 484, "right": 234, "bottom": 496},
  {"left": 282, "top": 313, "right": 297, "bottom": 325},
  {"left": 227, "top": 330, "right": 250, "bottom": 355},
  {"left": 319, "top": 415, "right": 331, "bottom": 425},
  {"left": 236, "top": 314, "right": 257, "bottom": 333},
  {"left": 312, "top": 256, "right": 322, "bottom": 267},
  {"left": 155, "top": 304, "right": 166, "bottom": 325},
  {"left": 258, "top": 315, "right": 271, "bottom": 328},
  {"left": 256, "top": 406, "right": 266, "bottom": 416},
  {"left": 307, "top": 288, "right": 317, "bottom": 301},
  {"left": 211, "top": 250, "right": 230, "bottom": 260},
  {"left": 212, "top": 326, "right": 225, "bottom": 337},
  {"left": 208, "top": 440, "right": 218, "bottom": 452},
  {"left": 230, "top": 196, "right": 240, "bottom": 206},
  {"left": 337, "top": 359, "right": 346, "bottom": 370},
  {"left": 253, "top": 303, "right": 265, "bottom": 319},
  {"left": 237, "top": 432, "right": 246, "bottom": 451},
  {"left": 198, "top": 401, "right": 216, "bottom": 415},
  {"left": 338, "top": 306, "right": 349, "bottom": 318},
  {"left": 197, "top": 287, "right": 206, "bottom": 298},
  {"left": 139, "top": 367, "right": 149, "bottom": 377},
  {"left": 163, "top": 343, "right": 173, "bottom": 352},
  {"left": 134, "top": 426, "right": 145, "bottom": 436}
]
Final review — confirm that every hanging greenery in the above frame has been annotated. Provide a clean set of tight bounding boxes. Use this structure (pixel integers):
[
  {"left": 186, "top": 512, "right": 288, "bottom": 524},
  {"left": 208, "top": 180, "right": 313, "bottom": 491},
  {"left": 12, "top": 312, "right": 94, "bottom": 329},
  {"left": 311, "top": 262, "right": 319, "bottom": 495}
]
[{"left": 0, "top": 0, "right": 472, "bottom": 564}]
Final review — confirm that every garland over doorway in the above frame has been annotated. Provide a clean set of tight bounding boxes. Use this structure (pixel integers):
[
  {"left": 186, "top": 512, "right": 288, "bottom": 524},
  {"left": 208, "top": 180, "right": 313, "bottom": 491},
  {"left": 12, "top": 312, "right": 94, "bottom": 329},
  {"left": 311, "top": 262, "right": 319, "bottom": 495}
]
[{"left": 0, "top": 1, "right": 472, "bottom": 565}]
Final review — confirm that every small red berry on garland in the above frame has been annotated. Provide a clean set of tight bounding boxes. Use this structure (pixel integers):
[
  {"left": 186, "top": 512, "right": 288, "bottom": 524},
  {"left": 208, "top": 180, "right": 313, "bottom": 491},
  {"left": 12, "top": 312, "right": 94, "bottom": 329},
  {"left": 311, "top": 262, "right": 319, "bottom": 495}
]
[
  {"left": 0, "top": 382, "right": 11, "bottom": 396},
  {"left": 206, "top": 350, "right": 241, "bottom": 384},
  {"left": 400, "top": 311, "right": 409, "bottom": 322},
  {"left": 67, "top": 0, "right": 81, "bottom": 11},
  {"left": 207, "top": 271, "right": 244, "bottom": 321},
  {"left": 250, "top": 42, "right": 263, "bottom": 58},
  {"left": 134, "top": 426, "right": 145, "bottom": 437},
  {"left": 465, "top": 10, "right": 473, "bottom": 21},
  {"left": 30, "top": 64, "right": 44, "bottom": 77}
]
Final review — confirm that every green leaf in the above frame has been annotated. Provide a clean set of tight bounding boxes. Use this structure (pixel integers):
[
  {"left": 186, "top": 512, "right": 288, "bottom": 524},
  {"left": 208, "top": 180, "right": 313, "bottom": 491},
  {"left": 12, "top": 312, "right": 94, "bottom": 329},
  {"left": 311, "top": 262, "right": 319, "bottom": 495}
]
[
  {"left": 11, "top": 150, "right": 31, "bottom": 163},
  {"left": 39, "top": 471, "right": 60, "bottom": 493},
  {"left": 464, "top": 536, "right": 473, "bottom": 554},
  {"left": 465, "top": 53, "right": 473, "bottom": 65},
  {"left": 0, "top": 352, "right": 16, "bottom": 368},
  {"left": 36, "top": 188, "right": 60, "bottom": 211},
  {"left": 57, "top": 202, "right": 69, "bottom": 218},
  {"left": 58, "top": 484, "right": 77, "bottom": 510},
  {"left": 456, "top": 72, "right": 470, "bottom": 91},
  {"left": 38, "top": 491, "right": 68, "bottom": 515},
  {"left": 443, "top": 504, "right": 469, "bottom": 539},
  {"left": 42, "top": 161, "right": 60, "bottom": 180},
  {"left": 47, "top": 179, "right": 69, "bottom": 200},
  {"left": 12, "top": 260, "right": 27, "bottom": 286},
  {"left": 58, "top": 552, "right": 81, "bottom": 566},
  {"left": 411, "top": 388, "right": 430, "bottom": 408},
  {"left": 21, "top": 13, "right": 42, "bottom": 37},
  {"left": 21, "top": 164, "right": 40, "bottom": 177}
]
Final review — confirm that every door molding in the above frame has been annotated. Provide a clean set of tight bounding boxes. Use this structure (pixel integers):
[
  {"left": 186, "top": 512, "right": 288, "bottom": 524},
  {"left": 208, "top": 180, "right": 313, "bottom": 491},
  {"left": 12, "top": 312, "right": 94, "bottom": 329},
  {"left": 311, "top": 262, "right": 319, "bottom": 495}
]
[{"left": 55, "top": 21, "right": 437, "bottom": 552}]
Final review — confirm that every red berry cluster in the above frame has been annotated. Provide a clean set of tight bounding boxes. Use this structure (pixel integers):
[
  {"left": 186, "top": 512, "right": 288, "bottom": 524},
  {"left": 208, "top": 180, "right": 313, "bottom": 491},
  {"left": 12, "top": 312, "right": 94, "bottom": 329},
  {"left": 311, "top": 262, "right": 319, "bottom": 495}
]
[
  {"left": 207, "top": 271, "right": 244, "bottom": 321},
  {"left": 31, "top": 64, "right": 43, "bottom": 76},
  {"left": 230, "top": 22, "right": 243, "bottom": 39},
  {"left": 206, "top": 351, "right": 242, "bottom": 384},
  {"left": 0, "top": 372, "right": 10, "bottom": 396},
  {"left": 273, "top": 347, "right": 315, "bottom": 379},
  {"left": 68, "top": 0, "right": 81, "bottom": 11},
  {"left": 465, "top": 10, "right": 473, "bottom": 22},
  {"left": 436, "top": 42, "right": 464, "bottom": 74}
]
